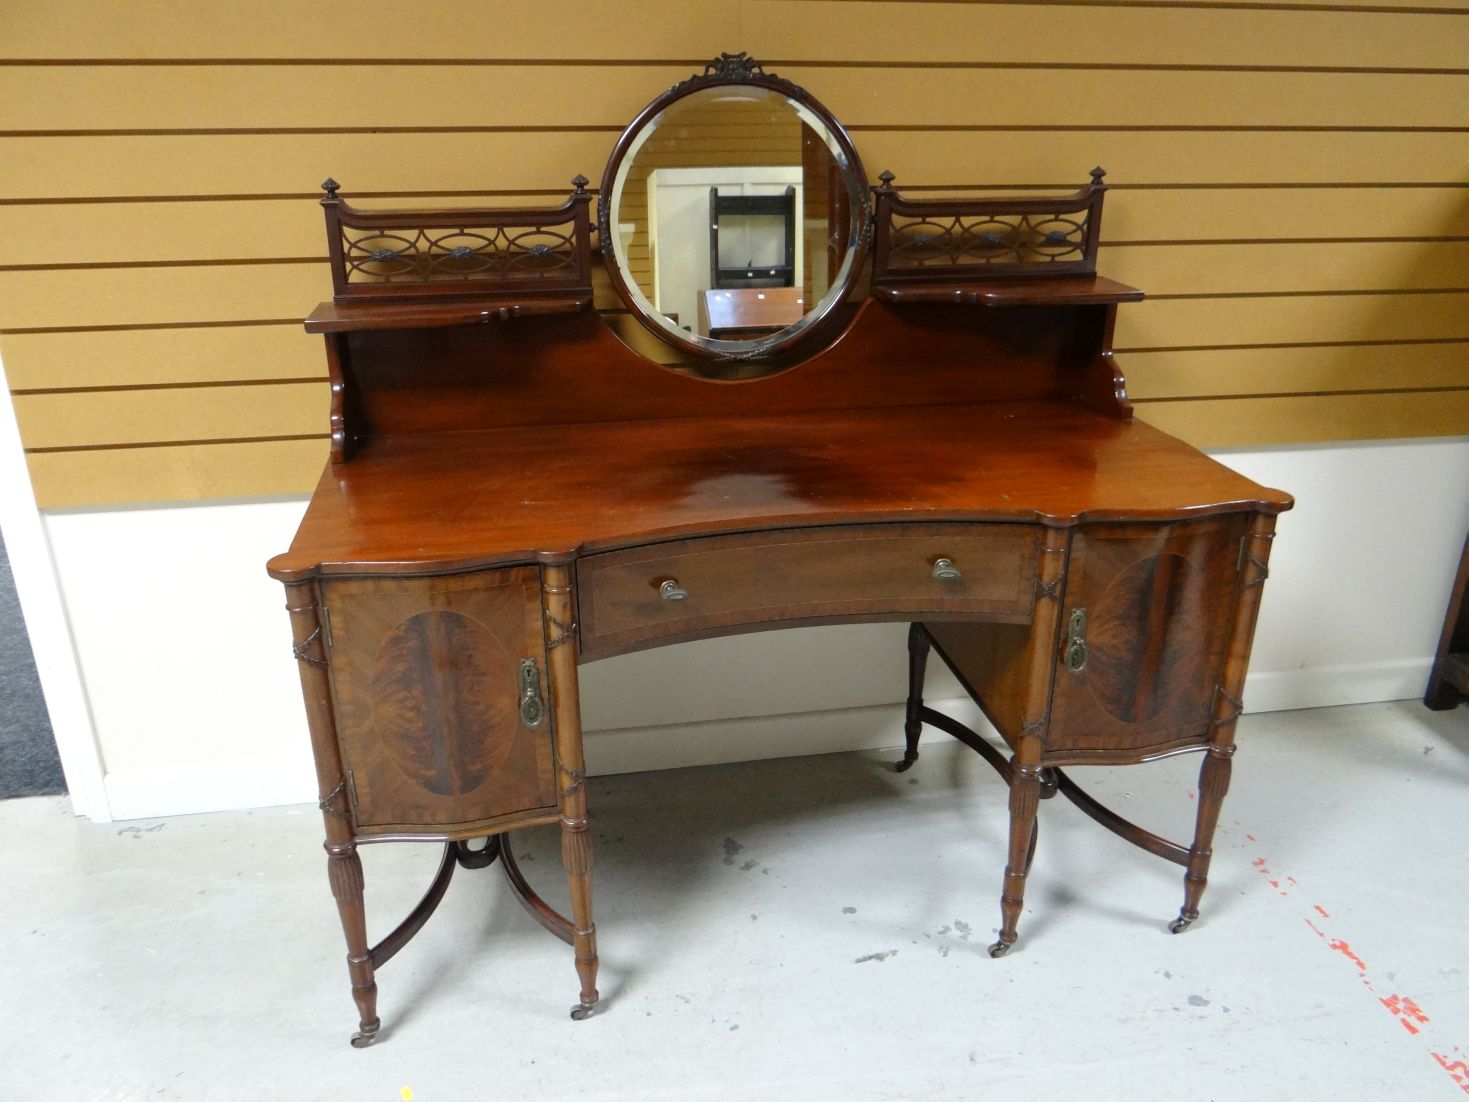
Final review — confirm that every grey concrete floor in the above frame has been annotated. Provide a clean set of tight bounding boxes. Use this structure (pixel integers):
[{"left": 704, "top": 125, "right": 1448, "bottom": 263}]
[{"left": 2, "top": 699, "right": 1467, "bottom": 1101}]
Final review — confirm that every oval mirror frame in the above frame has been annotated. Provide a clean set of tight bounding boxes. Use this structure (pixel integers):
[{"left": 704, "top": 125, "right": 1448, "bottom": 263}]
[{"left": 598, "top": 53, "right": 871, "bottom": 364}]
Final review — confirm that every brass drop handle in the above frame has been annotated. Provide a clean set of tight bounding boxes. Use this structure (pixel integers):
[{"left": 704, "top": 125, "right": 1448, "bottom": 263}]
[
  {"left": 932, "top": 557, "right": 962, "bottom": 581},
  {"left": 518, "top": 657, "right": 545, "bottom": 728},
  {"left": 1065, "top": 607, "right": 1088, "bottom": 673},
  {"left": 659, "top": 579, "right": 689, "bottom": 602}
]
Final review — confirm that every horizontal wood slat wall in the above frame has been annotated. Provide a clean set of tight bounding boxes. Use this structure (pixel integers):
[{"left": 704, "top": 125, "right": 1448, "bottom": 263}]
[{"left": 2, "top": 0, "right": 1466, "bottom": 507}]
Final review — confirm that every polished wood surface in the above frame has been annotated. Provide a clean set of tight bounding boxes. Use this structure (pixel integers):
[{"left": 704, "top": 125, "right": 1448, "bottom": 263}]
[
  {"left": 315, "top": 299, "right": 1122, "bottom": 446},
  {"left": 873, "top": 274, "right": 1143, "bottom": 307},
  {"left": 305, "top": 296, "right": 595, "bottom": 333},
  {"left": 269, "top": 396, "right": 1287, "bottom": 583}
]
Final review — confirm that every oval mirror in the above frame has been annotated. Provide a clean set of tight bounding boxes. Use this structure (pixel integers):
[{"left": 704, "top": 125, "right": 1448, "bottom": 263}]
[{"left": 599, "top": 54, "right": 870, "bottom": 367}]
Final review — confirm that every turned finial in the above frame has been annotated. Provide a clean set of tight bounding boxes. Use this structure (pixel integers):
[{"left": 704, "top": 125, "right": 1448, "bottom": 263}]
[
  {"left": 321, "top": 178, "right": 341, "bottom": 200},
  {"left": 1089, "top": 167, "right": 1106, "bottom": 185},
  {"left": 877, "top": 170, "right": 896, "bottom": 192},
  {"left": 572, "top": 174, "right": 589, "bottom": 194}
]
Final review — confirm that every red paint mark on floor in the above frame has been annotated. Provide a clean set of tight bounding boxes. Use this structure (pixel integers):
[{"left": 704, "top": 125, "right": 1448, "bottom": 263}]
[
  {"left": 1328, "top": 938, "right": 1368, "bottom": 973},
  {"left": 1431, "top": 1050, "right": 1469, "bottom": 1094},
  {"left": 1249, "top": 829, "right": 1466, "bottom": 1090},
  {"left": 1382, "top": 994, "right": 1430, "bottom": 1036}
]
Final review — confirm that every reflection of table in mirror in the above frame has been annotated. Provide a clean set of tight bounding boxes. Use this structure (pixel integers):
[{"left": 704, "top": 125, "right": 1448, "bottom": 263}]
[{"left": 697, "top": 286, "right": 806, "bottom": 339}]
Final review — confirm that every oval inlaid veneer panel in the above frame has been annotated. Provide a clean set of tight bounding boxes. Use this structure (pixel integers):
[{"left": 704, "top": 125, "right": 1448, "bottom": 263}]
[
  {"left": 1086, "top": 552, "right": 1207, "bottom": 725},
  {"left": 370, "top": 610, "right": 516, "bottom": 796}
]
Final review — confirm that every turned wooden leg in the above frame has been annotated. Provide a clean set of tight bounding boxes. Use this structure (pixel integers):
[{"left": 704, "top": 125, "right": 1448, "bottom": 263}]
[
  {"left": 1169, "top": 514, "right": 1276, "bottom": 934},
  {"left": 560, "top": 816, "right": 599, "bottom": 1018},
  {"left": 283, "top": 579, "right": 386, "bottom": 1046},
  {"left": 1172, "top": 746, "right": 1233, "bottom": 934},
  {"left": 325, "top": 842, "right": 380, "bottom": 1046},
  {"left": 543, "top": 563, "right": 599, "bottom": 1020},
  {"left": 897, "top": 623, "right": 930, "bottom": 772},
  {"left": 990, "top": 763, "right": 1041, "bottom": 957}
]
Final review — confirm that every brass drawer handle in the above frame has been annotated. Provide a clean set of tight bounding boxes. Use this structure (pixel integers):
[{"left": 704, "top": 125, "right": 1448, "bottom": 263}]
[
  {"left": 932, "top": 557, "right": 961, "bottom": 581},
  {"left": 659, "top": 579, "right": 689, "bottom": 602}
]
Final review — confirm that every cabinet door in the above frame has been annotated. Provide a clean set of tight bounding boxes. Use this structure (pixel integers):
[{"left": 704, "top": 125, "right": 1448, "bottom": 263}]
[
  {"left": 322, "top": 568, "right": 556, "bottom": 835},
  {"left": 1046, "top": 516, "right": 1248, "bottom": 763}
]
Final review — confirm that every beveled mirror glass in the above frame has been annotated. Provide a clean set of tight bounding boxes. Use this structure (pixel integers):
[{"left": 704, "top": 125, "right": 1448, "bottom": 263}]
[{"left": 599, "top": 55, "right": 870, "bottom": 365}]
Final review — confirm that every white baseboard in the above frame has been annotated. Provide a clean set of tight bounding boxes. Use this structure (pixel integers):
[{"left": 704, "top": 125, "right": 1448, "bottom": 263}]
[
  {"left": 98, "top": 659, "right": 1433, "bottom": 821},
  {"left": 583, "top": 695, "right": 991, "bottom": 777},
  {"left": 100, "top": 697, "right": 993, "bottom": 821},
  {"left": 1241, "top": 659, "right": 1430, "bottom": 714},
  {"left": 104, "top": 758, "right": 318, "bottom": 822}
]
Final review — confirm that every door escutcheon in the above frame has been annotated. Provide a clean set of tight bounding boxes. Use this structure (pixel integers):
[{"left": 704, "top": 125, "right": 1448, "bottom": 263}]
[
  {"left": 518, "top": 657, "right": 545, "bottom": 728},
  {"left": 1065, "top": 607, "right": 1088, "bottom": 673}
]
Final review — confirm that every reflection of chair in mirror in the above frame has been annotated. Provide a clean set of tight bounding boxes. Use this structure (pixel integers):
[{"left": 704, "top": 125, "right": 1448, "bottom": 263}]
[{"left": 709, "top": 185, "right": 796, "bottom": 289}]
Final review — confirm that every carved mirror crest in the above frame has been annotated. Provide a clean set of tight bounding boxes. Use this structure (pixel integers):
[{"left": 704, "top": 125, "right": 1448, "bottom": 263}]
[{"left": 599, "top": 53, "right": 871, "bottom": 369}]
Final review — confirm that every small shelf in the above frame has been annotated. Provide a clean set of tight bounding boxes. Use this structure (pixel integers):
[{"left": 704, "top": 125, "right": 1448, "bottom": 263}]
[
  {"left": 304, "top": 294, "right": 594, "bottom": 334},
  {"left": 873, "top": 274, "right": 1143, "bottom": 308}
]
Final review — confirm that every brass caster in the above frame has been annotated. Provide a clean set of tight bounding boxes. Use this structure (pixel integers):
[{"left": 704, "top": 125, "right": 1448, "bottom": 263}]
[
  {"left": 570, "top": 1002, "right": 596, "bottom": 1021},
  {"left": 895, "top": 752, "right": 918, "bottom": 774},
  {"left": 349, "top": 1022, "right": 381, "bottom": 1048},
  {"left": 1168, "top": 915, "right": 1194, "bottom": 935},
  {"left": 987, "top": 940, "right": 1012, "bottom": 959}
]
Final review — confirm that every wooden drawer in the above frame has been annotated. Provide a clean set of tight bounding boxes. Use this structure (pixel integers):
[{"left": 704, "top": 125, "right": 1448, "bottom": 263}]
[{"left": 578, "top": 523, "right": 1041, "bottom": 658}]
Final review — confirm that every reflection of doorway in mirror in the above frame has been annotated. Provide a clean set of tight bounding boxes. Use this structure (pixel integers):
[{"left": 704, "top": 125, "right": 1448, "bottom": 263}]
[{"left": 647, "top": 166, "right": 803, "bottom": 336}]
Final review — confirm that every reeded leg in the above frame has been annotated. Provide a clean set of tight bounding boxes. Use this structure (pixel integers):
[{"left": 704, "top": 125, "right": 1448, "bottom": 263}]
[
  {"left": 989, "top": 764, "right": 1041, "bottom": 957},
  {"left": 1172, "top": 746, "right": 1233, "bottom": 934},
  {"left": 543, "top": 563, "right": 599, "bottom": 1020},
  {"left": 325, "top": 842, "right": 380, "bottom": 1047},
  {"left": 897, "top": 623, "right": 931, "bottom": 772},
  {"left": 561, "top": 817, "right": 599, "bottom": 1019}
]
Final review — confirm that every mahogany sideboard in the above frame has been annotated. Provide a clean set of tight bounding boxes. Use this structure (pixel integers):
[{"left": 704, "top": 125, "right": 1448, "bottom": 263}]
[{"left": 267, "top": 55, "right": 1292, "bottom": 1045}]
